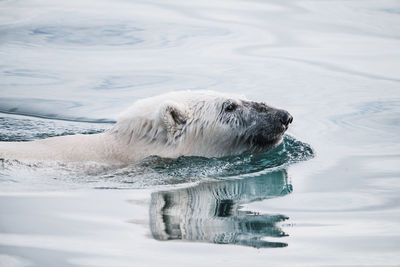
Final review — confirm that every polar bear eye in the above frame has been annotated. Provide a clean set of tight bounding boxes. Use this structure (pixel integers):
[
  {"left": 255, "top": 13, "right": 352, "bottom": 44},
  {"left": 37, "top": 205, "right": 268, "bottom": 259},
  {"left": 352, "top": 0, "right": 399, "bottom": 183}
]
[{"left": 224, "top": 102, "right": 237, "bottom": 112}]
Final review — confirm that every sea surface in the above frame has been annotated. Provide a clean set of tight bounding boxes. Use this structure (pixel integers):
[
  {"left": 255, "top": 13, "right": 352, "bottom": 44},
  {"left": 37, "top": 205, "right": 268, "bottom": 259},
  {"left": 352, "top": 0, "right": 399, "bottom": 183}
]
[{"left": 1, "top": 0, "right": 400, "bottom": 266}]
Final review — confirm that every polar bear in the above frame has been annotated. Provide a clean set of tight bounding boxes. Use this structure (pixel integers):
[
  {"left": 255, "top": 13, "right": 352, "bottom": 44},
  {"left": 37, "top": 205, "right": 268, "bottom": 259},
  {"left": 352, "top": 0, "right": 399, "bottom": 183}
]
[{"left": 0, "top": 91, "right": 292, "bottom": 164}]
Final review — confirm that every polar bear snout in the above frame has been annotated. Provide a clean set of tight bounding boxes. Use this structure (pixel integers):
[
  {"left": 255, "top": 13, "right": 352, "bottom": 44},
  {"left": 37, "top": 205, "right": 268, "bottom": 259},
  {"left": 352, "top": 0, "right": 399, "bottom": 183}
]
[{"left": 277, "top": 110, "right": 293, "bottom": 128}]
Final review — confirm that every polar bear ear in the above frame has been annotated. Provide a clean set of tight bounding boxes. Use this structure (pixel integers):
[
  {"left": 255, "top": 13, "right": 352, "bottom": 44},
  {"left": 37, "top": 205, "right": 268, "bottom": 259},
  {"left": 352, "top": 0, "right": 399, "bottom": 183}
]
[
  {"left": 162, "top": 103, "right": 188, "bottom": 139},
  {"left": 164, "top": 104, "right": 187, "bottom": 126},
  {"left": 166, "top": 105, "right": 187, "bottom": 125}
]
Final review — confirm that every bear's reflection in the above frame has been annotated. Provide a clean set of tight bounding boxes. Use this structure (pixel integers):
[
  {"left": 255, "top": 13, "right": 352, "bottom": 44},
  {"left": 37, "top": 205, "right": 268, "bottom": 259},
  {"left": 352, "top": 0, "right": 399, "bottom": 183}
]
[{"left": 149, "top": 169, "right": 291, "bottom": 248}]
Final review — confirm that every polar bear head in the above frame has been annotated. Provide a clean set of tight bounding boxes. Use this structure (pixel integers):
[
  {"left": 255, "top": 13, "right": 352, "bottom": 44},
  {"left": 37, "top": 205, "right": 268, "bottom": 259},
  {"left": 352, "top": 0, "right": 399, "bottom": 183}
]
[{"left": 108, "top": 91, "right": 292, "bottom": 160}]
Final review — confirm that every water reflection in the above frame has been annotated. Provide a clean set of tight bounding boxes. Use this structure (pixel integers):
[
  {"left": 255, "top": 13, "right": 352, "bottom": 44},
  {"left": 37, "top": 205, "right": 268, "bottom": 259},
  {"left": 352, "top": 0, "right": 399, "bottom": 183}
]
[{"left": 149, "top": 169, "right": 291, "bottom": 248}]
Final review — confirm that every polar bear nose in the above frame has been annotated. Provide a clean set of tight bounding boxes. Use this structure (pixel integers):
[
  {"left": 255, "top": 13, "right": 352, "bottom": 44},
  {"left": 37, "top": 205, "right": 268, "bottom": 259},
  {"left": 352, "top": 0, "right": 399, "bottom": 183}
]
[{"left": 278, "top": 110, "right": 293, "bottom": 127}]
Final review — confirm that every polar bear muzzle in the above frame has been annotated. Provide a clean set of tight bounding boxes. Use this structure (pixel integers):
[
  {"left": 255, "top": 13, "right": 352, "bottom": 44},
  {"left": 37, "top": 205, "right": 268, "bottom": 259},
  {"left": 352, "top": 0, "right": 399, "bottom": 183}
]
[{"left": 232, "top": 101, "right": 293, "bottom": 153}]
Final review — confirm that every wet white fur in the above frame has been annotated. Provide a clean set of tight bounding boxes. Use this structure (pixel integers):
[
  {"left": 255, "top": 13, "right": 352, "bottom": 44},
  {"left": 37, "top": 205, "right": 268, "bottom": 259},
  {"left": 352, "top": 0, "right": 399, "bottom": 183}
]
[{"left": 0, "top": 91, "right": 249, "bottom": 164}]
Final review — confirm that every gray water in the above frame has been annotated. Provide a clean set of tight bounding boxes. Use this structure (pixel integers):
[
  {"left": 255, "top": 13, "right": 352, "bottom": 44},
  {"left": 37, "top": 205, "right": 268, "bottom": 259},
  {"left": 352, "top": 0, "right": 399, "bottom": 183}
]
[{"left": 1, "top": 0, "right": 400, "bottom": 266}]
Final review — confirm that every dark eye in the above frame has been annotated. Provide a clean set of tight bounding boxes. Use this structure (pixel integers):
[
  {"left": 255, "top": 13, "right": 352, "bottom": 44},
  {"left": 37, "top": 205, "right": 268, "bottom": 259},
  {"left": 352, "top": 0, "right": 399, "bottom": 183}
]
[{"left": 224, "top": 102, "right": 237, "bottom": 112}]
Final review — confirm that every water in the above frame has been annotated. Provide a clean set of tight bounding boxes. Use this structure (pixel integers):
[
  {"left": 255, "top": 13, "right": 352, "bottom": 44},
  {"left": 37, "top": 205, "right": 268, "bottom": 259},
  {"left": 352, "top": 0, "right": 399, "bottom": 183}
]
[{"left": 1, "top": 0, "right": 400, "bottom": 266}]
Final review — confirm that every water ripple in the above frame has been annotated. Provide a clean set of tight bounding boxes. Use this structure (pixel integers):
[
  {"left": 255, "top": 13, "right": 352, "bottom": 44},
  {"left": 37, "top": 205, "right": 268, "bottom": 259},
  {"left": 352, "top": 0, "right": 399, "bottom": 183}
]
[
  {"left": 330, "top": 99, "right": 400, "bottom": 139},
  {"left": 0, "top": 22, "right": 229, "bottom": 50}
]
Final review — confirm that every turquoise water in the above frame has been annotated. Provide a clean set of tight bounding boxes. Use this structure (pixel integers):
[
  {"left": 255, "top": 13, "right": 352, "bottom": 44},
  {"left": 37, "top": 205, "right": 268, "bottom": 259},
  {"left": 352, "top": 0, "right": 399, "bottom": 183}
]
[{"left": 1, "top": 0, "right": 400, "bottom": 266}]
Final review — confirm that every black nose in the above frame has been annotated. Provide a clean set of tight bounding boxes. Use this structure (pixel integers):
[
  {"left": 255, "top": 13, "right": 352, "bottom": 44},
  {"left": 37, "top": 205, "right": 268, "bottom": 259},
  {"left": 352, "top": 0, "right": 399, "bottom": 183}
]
[{"left": 278, "top": 110, "right": 293, "bottom": 127}]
